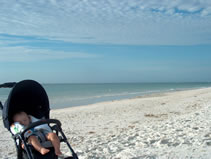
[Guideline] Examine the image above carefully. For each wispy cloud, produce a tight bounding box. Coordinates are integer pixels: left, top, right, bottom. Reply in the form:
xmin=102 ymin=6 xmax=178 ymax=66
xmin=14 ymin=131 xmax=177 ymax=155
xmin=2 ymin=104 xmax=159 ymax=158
xmin=0 ymin=0 xmax=211 ymax=45
xmin=0 ymin=45 xmax=98 ymax=62
xmin=0 ymin=33 xmax=101 ymax=62
xmin=0 ymin=34 xmax=47 ymax=46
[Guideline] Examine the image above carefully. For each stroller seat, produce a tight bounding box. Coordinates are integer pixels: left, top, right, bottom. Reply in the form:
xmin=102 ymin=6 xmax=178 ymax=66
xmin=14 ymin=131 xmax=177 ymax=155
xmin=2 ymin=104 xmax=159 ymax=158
xmin=0 ymin=80 xmax=78 ymax=159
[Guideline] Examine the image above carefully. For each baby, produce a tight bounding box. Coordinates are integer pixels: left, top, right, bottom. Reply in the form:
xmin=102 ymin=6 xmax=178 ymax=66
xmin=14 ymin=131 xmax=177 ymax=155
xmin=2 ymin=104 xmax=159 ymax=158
xmin=11 ymin=111 xmax=62 ymax=156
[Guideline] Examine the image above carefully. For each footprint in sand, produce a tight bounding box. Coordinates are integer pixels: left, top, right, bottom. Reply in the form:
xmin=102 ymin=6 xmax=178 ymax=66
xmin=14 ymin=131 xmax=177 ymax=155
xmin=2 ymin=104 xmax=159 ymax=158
xmin=204 ymin=132 xmax=211 ymax=146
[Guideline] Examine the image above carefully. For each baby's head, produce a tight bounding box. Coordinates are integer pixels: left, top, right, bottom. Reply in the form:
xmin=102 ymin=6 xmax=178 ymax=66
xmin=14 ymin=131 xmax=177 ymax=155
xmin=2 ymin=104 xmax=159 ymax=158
xmin=13 ymin=111 xmax=30 ymax=126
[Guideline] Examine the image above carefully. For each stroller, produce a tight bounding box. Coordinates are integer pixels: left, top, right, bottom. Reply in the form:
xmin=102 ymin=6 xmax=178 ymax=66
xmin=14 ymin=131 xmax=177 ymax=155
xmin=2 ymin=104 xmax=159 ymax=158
xmin=0 ymin=80 xmax=78 ymax=159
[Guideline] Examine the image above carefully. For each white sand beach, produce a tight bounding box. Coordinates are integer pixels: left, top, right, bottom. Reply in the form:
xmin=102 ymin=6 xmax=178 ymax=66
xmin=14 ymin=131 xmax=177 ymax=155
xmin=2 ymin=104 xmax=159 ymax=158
xmin=1 ymin=87 xmax=211 ymax=159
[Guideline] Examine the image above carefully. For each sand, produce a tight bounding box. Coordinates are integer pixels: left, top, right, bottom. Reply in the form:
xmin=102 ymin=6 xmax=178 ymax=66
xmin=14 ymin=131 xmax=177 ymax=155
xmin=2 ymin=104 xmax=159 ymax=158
xmin=0 ymin=87 xmax=211 ymax=159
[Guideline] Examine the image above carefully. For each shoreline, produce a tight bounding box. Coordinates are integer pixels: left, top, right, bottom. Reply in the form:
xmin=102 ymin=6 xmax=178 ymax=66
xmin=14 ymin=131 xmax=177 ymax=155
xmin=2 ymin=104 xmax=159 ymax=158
xmin=1 ymin=87 xmax=211 ymax=158
xmin=51 ymin=86 xmax=211 ymax=110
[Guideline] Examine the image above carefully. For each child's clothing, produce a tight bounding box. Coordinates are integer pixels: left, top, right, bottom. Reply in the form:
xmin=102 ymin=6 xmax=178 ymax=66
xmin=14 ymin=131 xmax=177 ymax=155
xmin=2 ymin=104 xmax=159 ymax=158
xmin=10 ymin=115 xmax=52 ymax=138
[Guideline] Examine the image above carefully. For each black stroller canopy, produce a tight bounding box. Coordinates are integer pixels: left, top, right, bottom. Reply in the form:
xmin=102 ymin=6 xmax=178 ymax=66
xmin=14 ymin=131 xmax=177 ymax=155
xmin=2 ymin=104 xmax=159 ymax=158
xmin=3 ymin=80 xmax=50 ymax=130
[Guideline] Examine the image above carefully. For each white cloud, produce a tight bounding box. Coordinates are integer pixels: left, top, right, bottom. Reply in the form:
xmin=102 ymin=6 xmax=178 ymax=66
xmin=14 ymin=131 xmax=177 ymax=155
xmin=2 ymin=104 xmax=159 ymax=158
xmin=0 ymin=46 xmax=98 ymax=62
xmin=201 ymin=7 xmax=211 ymax=16
xmin=0 ymin=0 xmax=211 ymax=45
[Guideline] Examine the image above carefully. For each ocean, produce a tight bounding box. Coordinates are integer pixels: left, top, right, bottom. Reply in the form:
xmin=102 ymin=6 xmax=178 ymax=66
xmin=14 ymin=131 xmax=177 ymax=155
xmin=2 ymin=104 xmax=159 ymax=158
xmin=1 ymin=82 xmax=211 ymax=109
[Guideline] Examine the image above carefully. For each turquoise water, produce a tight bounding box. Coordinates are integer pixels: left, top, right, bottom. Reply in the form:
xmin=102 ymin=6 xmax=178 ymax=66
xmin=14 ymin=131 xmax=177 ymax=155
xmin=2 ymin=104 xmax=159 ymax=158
xmin=1 ymin=82 xmax=211 ymax=109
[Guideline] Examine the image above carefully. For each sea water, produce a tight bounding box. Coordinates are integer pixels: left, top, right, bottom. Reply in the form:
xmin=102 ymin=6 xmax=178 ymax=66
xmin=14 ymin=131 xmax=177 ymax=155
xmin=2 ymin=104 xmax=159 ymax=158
xmin=1 ymin=82 xmax=211 ymax=109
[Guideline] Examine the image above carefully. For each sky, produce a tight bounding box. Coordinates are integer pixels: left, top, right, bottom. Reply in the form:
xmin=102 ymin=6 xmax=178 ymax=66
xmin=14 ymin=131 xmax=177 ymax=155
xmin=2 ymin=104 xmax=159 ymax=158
xmin=0 ymin=0 xmax=211 ymax=83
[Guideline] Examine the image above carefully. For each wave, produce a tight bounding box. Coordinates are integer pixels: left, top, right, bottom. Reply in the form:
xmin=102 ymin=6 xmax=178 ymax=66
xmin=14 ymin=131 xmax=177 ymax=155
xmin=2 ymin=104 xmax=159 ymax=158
xmin=48 ymin=89 xmax=174 ymax=108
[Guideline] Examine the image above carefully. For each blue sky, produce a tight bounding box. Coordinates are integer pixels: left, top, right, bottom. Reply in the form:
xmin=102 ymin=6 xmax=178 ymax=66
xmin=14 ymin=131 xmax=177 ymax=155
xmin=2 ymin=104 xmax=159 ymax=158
xmin=0 ymin=0 xmax=211 ymax=83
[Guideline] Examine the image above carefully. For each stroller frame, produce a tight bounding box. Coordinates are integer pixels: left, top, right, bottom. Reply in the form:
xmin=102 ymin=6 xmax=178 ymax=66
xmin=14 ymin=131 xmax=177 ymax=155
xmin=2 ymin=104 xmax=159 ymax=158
xmin=0 ymin=80 xmax=78 ymax=159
